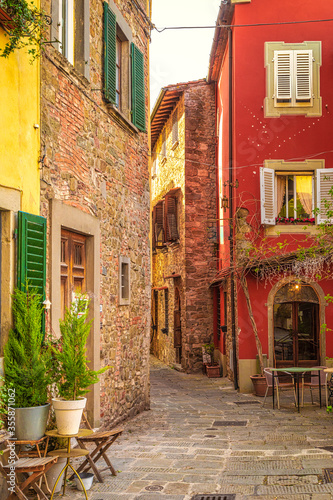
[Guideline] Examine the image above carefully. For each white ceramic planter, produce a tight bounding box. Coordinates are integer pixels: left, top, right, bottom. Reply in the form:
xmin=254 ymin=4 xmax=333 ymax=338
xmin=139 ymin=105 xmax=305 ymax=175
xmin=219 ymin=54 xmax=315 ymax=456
xmin=42 ymin=457 xmax=66 ymax=494
xmin=52 ymin=397 xmax=86 ymax=435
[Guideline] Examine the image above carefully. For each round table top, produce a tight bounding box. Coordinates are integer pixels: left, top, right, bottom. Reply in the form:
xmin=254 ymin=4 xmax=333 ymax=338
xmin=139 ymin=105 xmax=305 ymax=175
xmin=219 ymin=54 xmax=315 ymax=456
xmin=324 ymin=368 xmax=333 ymax=373
xmin=48 ymin=448 xmax=90 ymax=458
xmin=45 ymin=428 xmax=93 ymax=438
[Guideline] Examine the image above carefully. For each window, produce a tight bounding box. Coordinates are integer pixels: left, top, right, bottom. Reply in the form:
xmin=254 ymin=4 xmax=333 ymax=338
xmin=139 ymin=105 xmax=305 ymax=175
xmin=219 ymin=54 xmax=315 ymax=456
xmin=116 ymin=36 xmax=122 ymax=108
xmin=152 ymin=192 xmax=179 ymax=249
xmin=104 ymin=1 xmax=146 ymax=131
xmin=151 ymin=151 xmax=158 ymax=179
xmin=162 ymin=289 xmax=169 ymax=335
xmin=119 ymin=255 xmax=130 ymax=305
xmin=51 ymin=0 xmax=90 ymax=78
xmin=172 ymin=108 xmax=178 ymax=147
xmin=260 ymin=160 xmax=332 ymax=225
xmin=59 ymin=0 xmax=74 ymax=64
xmin=264 ymin=41 xmax=321 ymax=117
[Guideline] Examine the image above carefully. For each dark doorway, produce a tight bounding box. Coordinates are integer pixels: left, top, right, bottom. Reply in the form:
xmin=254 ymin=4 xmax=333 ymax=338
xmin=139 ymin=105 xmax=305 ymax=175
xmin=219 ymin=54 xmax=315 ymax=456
xmin=273 ymin=282 xmax=319 ymax=367
xmin=174 ymin=287 xmax=182 ymax=364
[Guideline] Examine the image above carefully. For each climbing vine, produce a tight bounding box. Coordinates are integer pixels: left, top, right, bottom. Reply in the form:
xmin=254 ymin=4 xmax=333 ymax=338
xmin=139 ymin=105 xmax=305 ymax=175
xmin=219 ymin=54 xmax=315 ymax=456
xmin=0 ymin=0 xmax=51 ymax=61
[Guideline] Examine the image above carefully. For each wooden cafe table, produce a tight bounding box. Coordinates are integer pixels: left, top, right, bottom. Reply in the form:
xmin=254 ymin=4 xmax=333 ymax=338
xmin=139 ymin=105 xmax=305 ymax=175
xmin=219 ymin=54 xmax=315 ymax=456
xmin=271 ymin=367 xmax=323 ymax=412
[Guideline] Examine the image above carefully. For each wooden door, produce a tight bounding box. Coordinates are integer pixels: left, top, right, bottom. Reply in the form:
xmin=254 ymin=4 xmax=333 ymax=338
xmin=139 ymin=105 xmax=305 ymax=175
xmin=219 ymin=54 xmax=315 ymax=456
xmin=61 ymin=229 xmax=86 ymax=319
xmin=274 ymin=301 xmax=319 ymax=367
xmin=174 ymin=288 xmax=182 ymax=363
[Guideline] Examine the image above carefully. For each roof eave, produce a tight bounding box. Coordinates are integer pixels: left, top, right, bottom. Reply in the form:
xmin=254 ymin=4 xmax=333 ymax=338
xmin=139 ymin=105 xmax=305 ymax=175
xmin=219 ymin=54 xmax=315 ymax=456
xmin=207 ymin=2 xmax=234 ymax=83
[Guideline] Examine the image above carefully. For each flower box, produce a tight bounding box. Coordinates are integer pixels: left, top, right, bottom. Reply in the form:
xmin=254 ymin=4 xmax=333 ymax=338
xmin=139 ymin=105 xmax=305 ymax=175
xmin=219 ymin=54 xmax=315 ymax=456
xmin=206 ymin=364 xmax=220 ymax=378
xmin=275 ymin=217 xmax=315 ymax=225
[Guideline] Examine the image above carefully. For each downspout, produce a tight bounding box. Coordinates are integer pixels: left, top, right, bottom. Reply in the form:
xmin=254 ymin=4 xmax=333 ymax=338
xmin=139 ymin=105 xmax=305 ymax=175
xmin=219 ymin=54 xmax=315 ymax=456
xmin=228 ymin=27 xmax=238 ymax=390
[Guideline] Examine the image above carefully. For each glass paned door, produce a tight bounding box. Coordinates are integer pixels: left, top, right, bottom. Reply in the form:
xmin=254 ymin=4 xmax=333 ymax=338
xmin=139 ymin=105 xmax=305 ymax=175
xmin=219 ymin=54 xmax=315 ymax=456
xmin=274 ymin=303 xmax=293 ymax=362
xmin=274 ymin=301 xmax=319 ymax=366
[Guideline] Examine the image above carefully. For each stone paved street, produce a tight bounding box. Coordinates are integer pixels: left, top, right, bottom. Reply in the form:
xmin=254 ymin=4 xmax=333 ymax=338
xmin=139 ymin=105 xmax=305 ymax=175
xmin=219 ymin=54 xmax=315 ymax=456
xmin=60 ymin=356 xmax=333 ymax=499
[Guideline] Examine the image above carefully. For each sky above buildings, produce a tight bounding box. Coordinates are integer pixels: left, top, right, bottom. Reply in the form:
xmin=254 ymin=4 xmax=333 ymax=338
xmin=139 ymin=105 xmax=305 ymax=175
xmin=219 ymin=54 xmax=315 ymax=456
xmin=150 ymin=0 xmax=221 ymax=109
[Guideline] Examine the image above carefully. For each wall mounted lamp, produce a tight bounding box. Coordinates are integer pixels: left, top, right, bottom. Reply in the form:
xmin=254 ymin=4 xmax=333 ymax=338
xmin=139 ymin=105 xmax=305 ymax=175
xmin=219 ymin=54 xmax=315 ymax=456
xmin=221 ymin=195 xmax=229 ymax=211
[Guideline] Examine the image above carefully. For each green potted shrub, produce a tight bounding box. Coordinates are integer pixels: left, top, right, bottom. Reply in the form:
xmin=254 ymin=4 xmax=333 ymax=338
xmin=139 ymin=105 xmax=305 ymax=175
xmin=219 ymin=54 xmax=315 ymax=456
xmin=51 ymin=295 xmax=108 ymax=435
xmin=202 ymin=342 xmax=221 ymax=378
xmin=4 ymin=287 xmax=51 ymax=440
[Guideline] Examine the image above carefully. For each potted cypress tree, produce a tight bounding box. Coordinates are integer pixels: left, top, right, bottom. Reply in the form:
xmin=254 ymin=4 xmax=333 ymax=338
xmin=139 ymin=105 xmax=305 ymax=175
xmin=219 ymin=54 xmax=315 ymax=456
xmin=51 ymin=295 xmax=108 ymax=435
xmin=4 ymin=287 xmax=51 ymax=440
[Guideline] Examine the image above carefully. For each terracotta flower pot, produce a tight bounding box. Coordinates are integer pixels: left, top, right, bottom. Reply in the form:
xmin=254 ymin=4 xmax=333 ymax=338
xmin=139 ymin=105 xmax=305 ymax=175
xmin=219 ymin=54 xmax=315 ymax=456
xmin=206 ymin=365 xmax=221 ymax=378
xmin=250 ymin=374 xmax=272 ymax=397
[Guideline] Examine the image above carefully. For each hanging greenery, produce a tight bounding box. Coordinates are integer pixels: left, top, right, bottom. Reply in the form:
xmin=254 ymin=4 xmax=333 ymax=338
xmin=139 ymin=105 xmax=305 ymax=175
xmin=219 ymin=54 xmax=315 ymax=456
xmin=0 ymin=0 xmax=51 ymax=61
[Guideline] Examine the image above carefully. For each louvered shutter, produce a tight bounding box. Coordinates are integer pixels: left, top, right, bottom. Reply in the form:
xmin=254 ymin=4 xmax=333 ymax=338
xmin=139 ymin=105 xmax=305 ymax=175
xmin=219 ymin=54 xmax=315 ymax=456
xmin=131 ymin=43 xmax=146 ymax=131
xmin=172 ymin=108 xmax=178 ymax=144
xmin=260 ymin=167 xmax=275 ymax=225
xmin=316 ymin=169 xmax=333 ymax=224
xmin=17 ymin=212 xmax=46 ymax=299
xmin=104 ymin=2 xmax=116 ymax=104
xmin=165 ymin=195 xmax=178 ymax=241
xmin=154 ymin=201 xmax=164 ymax=247
xmin=275 ymin=51 xmax=292 ymax=100
xmin=295 ymin=50 xmax=312 ymax=101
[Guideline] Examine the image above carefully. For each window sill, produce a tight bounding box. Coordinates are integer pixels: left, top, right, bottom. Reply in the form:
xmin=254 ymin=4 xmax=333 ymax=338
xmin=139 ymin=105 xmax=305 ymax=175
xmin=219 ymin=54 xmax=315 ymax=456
xmin=106 ymin=104 xmax=139 ymax=134
xmin=265 ymin=224 xmax=318 ymax=236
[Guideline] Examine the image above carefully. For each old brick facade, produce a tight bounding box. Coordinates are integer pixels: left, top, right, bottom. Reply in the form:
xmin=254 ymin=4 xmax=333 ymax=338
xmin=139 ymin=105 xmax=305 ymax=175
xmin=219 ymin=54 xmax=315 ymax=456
xmin=40 ymin=0 xmax=151 ymax=426
xmin=151 ymin=80 xmax=216 ymax=372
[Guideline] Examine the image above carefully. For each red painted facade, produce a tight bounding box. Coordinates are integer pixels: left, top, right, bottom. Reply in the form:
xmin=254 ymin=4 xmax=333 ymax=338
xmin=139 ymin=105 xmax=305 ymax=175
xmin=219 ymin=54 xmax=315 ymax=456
xmin=209 ymin=0 xmax=333 ymax=391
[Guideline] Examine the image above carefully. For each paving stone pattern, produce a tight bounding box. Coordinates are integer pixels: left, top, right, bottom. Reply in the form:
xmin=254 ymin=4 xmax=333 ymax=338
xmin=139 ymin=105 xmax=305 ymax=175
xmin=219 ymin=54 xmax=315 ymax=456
xmin=58 ymin=357 xmax=333 ymax=499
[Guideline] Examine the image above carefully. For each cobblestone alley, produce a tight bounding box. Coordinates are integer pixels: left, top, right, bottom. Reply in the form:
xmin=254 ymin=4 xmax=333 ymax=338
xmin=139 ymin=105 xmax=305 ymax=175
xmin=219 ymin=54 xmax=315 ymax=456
xmin=64 ymin=356 xmax=333 ymax=500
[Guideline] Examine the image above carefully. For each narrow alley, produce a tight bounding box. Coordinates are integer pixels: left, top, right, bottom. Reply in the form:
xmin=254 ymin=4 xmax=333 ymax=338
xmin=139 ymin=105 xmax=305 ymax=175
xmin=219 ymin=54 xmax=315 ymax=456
xmin=66 ymin=356 xmax=333 ymax=499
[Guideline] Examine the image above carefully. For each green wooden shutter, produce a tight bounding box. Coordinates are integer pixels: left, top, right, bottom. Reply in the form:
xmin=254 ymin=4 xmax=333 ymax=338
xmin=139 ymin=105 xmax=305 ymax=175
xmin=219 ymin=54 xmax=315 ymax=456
xmin=131 ymin=43 xmax=146 ymax=131
xmin=104 ymin=2 xmax=117 ymax=104
xmin=17 ymin=211 xmax=46 ymax=300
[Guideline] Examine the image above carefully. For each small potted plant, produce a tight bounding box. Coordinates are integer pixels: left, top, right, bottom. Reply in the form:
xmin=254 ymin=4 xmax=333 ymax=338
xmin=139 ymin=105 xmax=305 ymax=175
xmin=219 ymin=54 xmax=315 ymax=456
xmin=4 ymin=287 xmax=51 ymax=440
xmin=51 ymin=295 xmax=109 ymax=435
xmin=202 ymin=342 xmax=221 ymax=378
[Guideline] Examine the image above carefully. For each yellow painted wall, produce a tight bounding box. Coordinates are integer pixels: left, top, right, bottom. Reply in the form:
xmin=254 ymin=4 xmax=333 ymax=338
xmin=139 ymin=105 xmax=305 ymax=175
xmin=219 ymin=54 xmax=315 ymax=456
xmin=0 ymin=7 xmax=40 ymax=215
xmin=151 ymin=96 xmax=186 ymax=366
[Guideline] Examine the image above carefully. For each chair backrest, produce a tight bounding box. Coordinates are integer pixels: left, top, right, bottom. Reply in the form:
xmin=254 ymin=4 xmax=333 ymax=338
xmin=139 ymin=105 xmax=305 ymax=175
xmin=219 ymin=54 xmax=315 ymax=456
xmin=310 ymin=366 xmax=327 ymax=385
xmin=264 ymin=368 xmax=277 ymax=388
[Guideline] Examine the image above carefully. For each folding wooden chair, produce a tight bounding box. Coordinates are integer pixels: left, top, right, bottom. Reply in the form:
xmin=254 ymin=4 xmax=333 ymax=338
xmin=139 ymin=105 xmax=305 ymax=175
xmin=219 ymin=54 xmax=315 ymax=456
xmin=75 ymin=413 xmax=123 ymax=483
xmin=0 ymin=443 xmax=58 ymax=500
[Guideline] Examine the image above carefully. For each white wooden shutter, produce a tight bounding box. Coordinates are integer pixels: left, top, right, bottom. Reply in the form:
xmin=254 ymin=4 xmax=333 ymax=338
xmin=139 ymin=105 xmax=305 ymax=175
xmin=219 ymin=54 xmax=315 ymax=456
xmin=260 ymin=167 xmax=275 ymax=225
xmin=274 ymin=51 xmax=292 ymax=100
xmin=295 ymin=50 xmax=312 ymax=101
xmin=316 ymin=169 xmax=333 ymax=224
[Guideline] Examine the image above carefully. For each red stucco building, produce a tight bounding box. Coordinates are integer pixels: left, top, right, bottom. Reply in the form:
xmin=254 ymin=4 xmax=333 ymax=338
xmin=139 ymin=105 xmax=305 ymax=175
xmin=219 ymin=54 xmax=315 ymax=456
xmin=209 ymin=0 xmax=333 ymax=392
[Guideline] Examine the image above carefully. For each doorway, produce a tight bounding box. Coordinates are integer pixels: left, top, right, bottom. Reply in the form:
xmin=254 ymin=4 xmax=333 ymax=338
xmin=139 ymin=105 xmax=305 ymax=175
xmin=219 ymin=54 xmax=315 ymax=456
xmin=273 ymin=282 xmax=319 ymax=367
xmin=174 ymin=287 xmax=182 ymax=364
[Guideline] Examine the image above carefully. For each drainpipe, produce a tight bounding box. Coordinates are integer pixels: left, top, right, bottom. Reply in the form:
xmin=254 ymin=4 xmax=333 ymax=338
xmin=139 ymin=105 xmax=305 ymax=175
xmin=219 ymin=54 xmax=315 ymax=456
xmin=228 ymin=27 xmax=238 ymax=391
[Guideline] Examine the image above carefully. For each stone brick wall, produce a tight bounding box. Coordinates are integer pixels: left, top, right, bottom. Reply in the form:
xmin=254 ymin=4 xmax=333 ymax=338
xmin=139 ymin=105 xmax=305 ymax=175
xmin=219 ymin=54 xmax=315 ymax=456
xmin=184 ymin=81 xmax=217 ymax=372
xmin=40 ymin=0 xmax=151 ymax=427
xmin=151 ymin=81 xmax=216 ymax=372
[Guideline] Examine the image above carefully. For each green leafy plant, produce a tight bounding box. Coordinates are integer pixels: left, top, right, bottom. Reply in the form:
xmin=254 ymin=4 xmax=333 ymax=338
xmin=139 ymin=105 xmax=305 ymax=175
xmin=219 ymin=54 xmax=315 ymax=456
xmin=0 ymin=375 xmax=10 ymax=430
xmin=53 ymin=295 xmax=109 ymax=401
xmin=203 ymin=343 xmax=215 ymax=356
xmin=4 ymin=287 xmax=51 ymax=408
xmin=0 ymin=0 xmax=51 ymax=60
